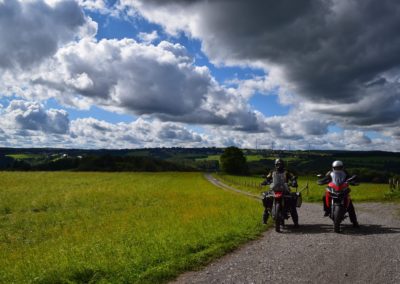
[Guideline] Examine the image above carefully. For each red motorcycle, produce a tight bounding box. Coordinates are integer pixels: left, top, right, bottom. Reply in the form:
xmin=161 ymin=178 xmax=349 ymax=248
xmin=318 ymin=172 xmax=358 ymax=233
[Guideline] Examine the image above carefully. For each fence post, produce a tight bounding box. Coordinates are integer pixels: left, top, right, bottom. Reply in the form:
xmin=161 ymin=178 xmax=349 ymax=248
xmin=397 ymin=180 xmax=399 ymax=190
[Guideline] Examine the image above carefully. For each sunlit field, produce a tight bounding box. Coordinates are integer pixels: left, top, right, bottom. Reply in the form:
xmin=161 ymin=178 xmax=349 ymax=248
xmin=195 ymin=154 xmax=264 ymax=162
xmin=0 ymin=172 xmax=265 ymax=283
xmin=214 ymin=174 xmax=398 ymax=202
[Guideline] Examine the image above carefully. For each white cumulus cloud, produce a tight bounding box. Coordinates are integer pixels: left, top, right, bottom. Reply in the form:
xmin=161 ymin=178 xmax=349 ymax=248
xmin=0 ymin=0 xmax=96 ymax=70
xmin=0 ymin=100 xmax=70 ymax=134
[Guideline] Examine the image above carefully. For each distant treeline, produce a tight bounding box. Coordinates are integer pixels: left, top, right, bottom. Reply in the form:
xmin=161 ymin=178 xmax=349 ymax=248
xmin=1 ymin=147 xmax=399 ymax=182
xmin=0 ymin=147 xmax=223 ymax=160
xmin=247 ymin=153 xmax=400 ymax=183
xmin=0 ymin=147 xmax=223 ymax=172
xmin=0 ymin=154 xmax=195 ymax=172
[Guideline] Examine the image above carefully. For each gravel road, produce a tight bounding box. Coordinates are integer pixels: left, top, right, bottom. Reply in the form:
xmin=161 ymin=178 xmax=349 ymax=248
xmin=172 ymin=175 xmax=400 ymax=284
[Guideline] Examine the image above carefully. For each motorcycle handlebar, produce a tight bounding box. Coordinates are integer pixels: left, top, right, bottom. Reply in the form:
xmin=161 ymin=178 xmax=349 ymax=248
xmin=317 ymin=177 xmax=330 ymax=185
xmin=317 ymin=175 xmax=360 ymax=186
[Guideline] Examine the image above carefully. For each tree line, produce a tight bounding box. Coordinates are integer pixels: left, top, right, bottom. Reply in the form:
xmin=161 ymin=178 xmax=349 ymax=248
xmin=0 ymin=154 xmax=194 ymax=172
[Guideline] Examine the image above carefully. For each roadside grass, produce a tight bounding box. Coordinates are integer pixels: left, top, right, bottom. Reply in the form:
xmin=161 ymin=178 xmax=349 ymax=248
xmin=298 ymin=177 xmax=396 ymax=203
xmin=213 ymin=174 xmax=399 ymax=203
xmin=212 ymin=174 xmax=264 ymax=195
xmin=0 ymin=172 xmax=266 ymax=283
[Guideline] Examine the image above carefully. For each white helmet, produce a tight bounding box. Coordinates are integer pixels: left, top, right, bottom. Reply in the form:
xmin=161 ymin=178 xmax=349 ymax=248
xmin=332 ymin=160 xmax=344 ymax=170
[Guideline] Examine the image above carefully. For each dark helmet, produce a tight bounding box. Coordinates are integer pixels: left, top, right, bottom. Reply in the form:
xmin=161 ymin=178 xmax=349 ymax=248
xmin=332 ymin=160 xmax=344 ymax=171
xmin=275 ymin=158 xmax=284 ymax=170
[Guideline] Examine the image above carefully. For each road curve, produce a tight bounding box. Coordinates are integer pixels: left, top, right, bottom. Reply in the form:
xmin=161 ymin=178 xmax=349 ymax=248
xmin=171 ymin=174 xmax=400 ymax=284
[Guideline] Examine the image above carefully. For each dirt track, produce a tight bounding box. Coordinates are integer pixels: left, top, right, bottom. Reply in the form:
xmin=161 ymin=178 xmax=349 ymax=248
xmin=172 ymin=175 xmax=400 ymax=284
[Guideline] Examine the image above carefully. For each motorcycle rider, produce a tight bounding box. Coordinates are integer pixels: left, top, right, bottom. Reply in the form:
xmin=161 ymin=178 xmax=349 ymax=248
xmin=261 ymin=158 xmax=299 ymax=227
xmin=321 ymin=160 xmax=359 ymax=228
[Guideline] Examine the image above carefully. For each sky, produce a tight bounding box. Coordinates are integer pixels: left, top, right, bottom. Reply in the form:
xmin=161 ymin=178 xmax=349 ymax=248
xmin=0 ymin=0 xmax=399 ymax=151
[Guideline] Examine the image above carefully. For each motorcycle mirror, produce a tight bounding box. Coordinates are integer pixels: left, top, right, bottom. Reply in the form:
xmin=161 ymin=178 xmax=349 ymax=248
xmin=348 ymin=175 xmax=357 ymax=181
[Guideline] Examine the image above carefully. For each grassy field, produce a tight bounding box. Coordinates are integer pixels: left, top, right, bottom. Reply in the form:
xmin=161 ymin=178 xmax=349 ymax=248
xmin=245 ymin=155 xmax=265 ymax=162
xmin=6 ymin=153 xmax=44 ymax=160
xmin=196 ymin=155 xmax=220 ymax=161
xmin=196 ymin=154 xmax=265 ymax=162
xmin=214 ymin=174 xmax=399 ymax=202
xmin=0 ymin=172 xmax=265 ymax=283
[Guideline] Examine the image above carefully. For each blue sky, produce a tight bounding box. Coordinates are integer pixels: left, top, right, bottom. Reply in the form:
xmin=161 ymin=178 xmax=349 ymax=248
xmin=0 ymin=0 xmax=399 ymax=151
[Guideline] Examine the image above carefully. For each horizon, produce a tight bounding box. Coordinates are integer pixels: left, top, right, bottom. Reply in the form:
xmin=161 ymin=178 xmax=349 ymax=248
xmin=1 ymin=146 xmax=399 ymax=154
xmin=1 ymin=1 xmax=399 ymax=151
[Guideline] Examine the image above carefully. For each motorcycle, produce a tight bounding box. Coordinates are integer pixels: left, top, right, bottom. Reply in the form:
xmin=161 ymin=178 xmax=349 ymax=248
xmin=317 ymin=172 xmax=358 ymax=233
xmin=262 ymin=178 xmax=301 ymax=232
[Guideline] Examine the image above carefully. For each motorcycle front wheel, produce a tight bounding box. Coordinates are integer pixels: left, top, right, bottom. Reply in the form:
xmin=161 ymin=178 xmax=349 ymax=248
xmin=275 ymin=203 xmax=281 ymax=232
xmin=333 ymin=205 xmax=344 ymax=233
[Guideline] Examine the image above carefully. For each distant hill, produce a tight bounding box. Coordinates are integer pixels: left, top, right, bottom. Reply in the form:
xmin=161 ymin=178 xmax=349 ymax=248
xmin=0 ymin=147 xmax=222 ymax=172
xmin=243 ymin=149 xmax=400 ymax=182
xmin=1 ymin=147 xmax=399 ymax=181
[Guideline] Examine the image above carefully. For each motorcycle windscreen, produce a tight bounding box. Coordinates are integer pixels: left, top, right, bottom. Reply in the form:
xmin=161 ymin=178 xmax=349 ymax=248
xmin=330 ymin=171 xmax=346 ymax=186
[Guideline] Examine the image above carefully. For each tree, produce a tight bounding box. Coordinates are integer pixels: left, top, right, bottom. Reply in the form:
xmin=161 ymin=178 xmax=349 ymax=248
xmin=220 ymin=146 xmax=248 ymax=175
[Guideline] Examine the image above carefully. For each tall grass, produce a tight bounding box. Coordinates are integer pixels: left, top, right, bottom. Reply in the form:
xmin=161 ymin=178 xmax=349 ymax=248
xmin=0 ymin=172 xmax=265 ymax=283
xmin=214 ymin=173 xmax=398 ymax=202
xmin=297 ymin=177 xmax=395 ymax=202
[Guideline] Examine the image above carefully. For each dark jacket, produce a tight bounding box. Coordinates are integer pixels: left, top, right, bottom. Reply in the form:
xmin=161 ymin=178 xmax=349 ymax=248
xmin=262 ymin=168 xmax=298 ymax=188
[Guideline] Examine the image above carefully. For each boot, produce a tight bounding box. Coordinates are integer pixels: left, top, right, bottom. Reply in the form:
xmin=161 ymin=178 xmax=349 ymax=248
xmin=348 ymin=201 xmax=359 ymax=227
xmin=262 ymin=210 xmax=269 ymax=224
xmin=322 ymin=195 xmax=330 ymax=217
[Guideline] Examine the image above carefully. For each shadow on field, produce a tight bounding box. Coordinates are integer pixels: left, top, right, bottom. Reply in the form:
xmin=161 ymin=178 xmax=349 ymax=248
xmin=342 ymin=224 xmax=400 ymax=236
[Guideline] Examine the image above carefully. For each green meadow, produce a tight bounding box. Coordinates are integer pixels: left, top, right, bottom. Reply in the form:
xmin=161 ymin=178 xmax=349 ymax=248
xmin=195 ymin=154 xmax=265 ymax=162
xmin=6 ymin=153 xmax=44 ymax=160
xmin=214 ymin=174 xmax=399 ymax=202
xmin=0 ymin=172 xmax=265 ymax=283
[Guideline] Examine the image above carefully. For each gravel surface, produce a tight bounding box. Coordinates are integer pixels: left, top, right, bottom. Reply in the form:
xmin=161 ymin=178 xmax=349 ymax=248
xmin=171 ymin=176 xmax=400 ymax=284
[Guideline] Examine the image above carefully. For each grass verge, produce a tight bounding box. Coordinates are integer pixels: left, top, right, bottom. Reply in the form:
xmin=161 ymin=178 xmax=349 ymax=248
xmin=0 ymin=172 xmax=266 ymax=283
xmin=213 ymin=173 xmax=400 ymax=203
